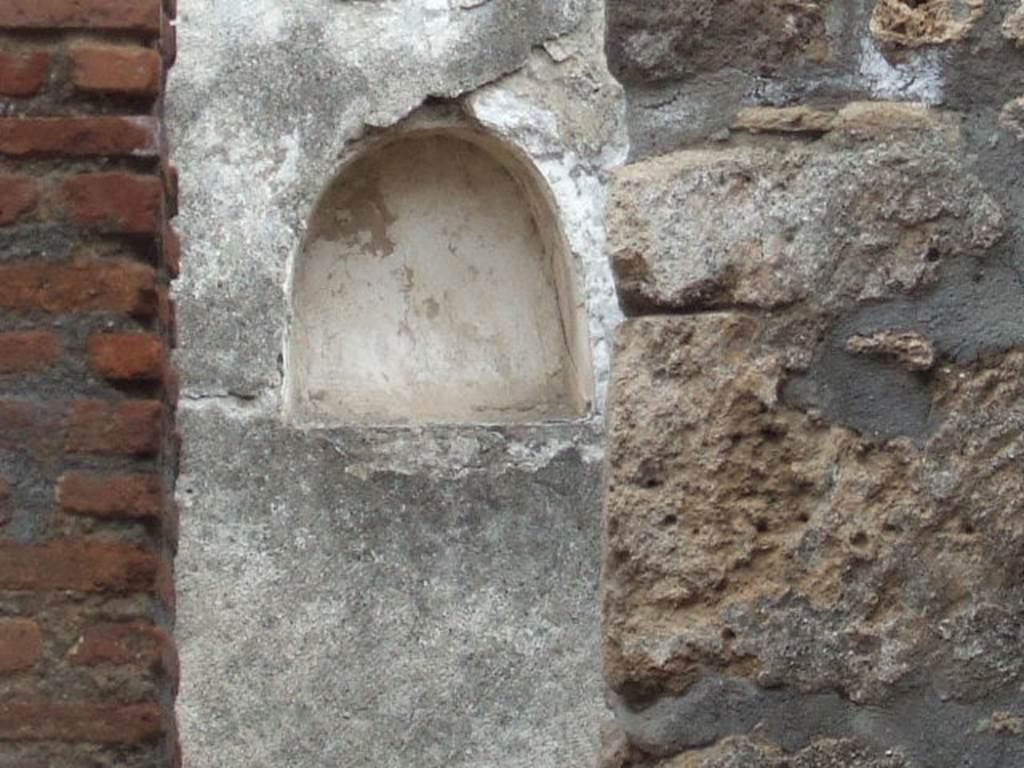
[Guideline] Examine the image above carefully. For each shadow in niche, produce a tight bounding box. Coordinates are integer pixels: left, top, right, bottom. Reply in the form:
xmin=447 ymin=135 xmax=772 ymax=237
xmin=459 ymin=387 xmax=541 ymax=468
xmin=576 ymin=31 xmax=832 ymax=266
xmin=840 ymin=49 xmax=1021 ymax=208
xmin=285 ymin=122 xmax=593 ymax=427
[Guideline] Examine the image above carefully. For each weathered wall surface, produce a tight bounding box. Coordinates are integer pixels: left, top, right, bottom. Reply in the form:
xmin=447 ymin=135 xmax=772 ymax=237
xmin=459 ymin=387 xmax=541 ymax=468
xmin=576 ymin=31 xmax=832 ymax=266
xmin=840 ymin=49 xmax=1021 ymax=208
xmin=168 ymin=0 xmax=626 ymax=766
xmin=0 ymin=1 xmax=180 ymax=767
xmin=168 ymin=0 xmax=1024 ymax=764
xmin=604 ymin=1 xmax=1024 ymax=765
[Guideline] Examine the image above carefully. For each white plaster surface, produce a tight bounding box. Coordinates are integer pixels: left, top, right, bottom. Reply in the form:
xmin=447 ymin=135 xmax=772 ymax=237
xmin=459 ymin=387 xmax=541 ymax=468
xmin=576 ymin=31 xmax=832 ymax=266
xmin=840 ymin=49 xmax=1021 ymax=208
xmin=289 ymin=132 xmax=587 ymax=425
xmin=857 ymin=36 xmax=945 ymax=103
xmin=167 ymin=0 xmax=627 ymax=766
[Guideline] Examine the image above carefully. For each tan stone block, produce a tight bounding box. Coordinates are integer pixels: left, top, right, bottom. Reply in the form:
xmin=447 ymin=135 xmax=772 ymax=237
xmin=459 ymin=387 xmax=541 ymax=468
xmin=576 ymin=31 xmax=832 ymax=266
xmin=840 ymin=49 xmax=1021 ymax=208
xmin=605 ymin=314 xmax=1024 ymax=705
xmin=1004 ymin=1 xmax=1024 ymax=45
xmin=608 ymin=104 xmax=1002 ymax=314
xmin=870 ymin=0 xmax=983 ymax=47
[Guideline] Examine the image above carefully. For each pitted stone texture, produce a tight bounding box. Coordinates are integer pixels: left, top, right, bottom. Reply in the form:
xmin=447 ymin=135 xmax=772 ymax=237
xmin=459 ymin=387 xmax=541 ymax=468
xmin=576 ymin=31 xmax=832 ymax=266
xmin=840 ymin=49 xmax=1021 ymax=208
xmin=732 ymin=103 xmax=944 ymax=136
xmin=732 ymin=106 xmax=837 ymax=134
xmin=845 ymin=330 xmax=935 ymax=371
xmin=1003 ymin=1 xmax=1024 ymax=45
xmin=605 ymin=0 xmax=830 ymax=85
xmin=607 ymin=104 xmax=1002 ymax=315
xmin=870 ymin=0 xmax=983 ymax=47
xmin=999 ymin=96 xmax=1024 ymax=140
xmin=602 ymin=671 xmax=1024 ymax=765
xmin=604 ymin=315 xmax=1024 ymax=708
xmin=980 ymin=711 xmax=1024 ymax=735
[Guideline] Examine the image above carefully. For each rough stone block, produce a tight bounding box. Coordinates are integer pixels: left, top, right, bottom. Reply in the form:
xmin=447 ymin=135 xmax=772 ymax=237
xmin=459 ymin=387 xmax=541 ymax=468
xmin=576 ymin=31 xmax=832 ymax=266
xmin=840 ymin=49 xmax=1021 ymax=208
xmin=606 ymin=0 xmax=830 ymax=84
xmin=605 ymin=313 xmax=1024 ymax=728
xmin=1004 ymin=1 xmax=1024 ymax=45
xmin=1000 ymin=95 xmax=1024 ymax=140
xmin=607 ymin=104 xmax=1002 ymax=314
xmin=870 ymin=0 xmax=983 ymax=47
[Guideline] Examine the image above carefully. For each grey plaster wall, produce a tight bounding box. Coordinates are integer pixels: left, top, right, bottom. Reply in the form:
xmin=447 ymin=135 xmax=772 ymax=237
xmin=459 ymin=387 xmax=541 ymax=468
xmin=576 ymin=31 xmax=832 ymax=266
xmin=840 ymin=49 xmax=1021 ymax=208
xmin=167 ymin=0 xmax=627 ymax=766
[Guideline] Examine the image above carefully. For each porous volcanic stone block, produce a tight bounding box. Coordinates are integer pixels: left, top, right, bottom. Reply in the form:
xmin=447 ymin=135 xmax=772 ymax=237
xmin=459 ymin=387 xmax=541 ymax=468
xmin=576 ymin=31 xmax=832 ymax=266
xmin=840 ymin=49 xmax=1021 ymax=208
xmin=604 ymin=313 xmax=1024 ymax=736
xmin=605 ymin=0 xmax=830 ymax=84
xmin=870 ymin=0 xmax=983 ymax=47
xmin=607 ymin=103 xmax=1002 ymax=315
xmin=1004 ymin=1 xmax=1024 ymax=45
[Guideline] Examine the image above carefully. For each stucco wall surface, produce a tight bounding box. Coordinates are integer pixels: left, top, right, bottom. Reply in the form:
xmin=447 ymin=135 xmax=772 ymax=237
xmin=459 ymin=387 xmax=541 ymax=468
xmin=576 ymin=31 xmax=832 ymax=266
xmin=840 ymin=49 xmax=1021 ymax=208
xmin=167 ymin=0 xmax=627 ymax=766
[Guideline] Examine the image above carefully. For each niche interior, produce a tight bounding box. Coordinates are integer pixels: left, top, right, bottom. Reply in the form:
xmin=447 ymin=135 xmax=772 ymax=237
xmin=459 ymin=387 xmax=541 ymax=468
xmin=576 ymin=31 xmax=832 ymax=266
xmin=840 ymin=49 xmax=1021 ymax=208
xmin=286 ymin=128 xmax=591 ymax=425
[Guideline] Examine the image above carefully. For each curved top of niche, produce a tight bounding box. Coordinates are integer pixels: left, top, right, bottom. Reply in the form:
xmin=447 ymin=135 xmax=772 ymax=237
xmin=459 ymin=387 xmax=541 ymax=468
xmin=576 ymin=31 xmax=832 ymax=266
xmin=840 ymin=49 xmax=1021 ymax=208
xmin=286 ymin=128 xmax=593 ymax=426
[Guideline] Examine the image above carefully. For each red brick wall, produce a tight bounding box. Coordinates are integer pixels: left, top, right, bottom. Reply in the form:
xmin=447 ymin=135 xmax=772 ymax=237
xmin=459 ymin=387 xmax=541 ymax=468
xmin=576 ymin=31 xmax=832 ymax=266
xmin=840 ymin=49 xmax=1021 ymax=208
xmin=0 ymin=1 xmax=180 ymax=766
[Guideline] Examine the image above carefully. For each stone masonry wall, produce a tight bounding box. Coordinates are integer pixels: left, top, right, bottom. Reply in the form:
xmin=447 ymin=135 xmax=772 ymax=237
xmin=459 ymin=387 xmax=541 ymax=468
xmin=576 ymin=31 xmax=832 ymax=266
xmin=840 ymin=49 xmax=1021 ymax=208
xmin=603 ymin=1 xmax=1024 ymax=766
xmin=0 ymin=2 xmax=180 ymax=767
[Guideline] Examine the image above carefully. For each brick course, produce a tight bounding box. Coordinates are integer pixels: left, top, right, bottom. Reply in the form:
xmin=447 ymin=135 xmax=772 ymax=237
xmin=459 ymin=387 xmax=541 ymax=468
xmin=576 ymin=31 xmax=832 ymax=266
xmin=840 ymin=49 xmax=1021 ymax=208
xmin=62 ymin=173 xmax=164 ymax=234
xmin=88 ymin=332 xmax=166 ymax=381
xmin=0 ymin=176 xmax=39 ymax=227
xmin=0 ymin=1 xmax=179 ymax=764
xmin=0 ymin=1 xmax=163 ymax=33
xmin=0 ymin=260 xmax=158 ymax=316
xmin=0 ymin=542 xmax=165 ymax=594
xmin=58 ymin=471 xmax=165 ymax=521
xmin=66 ymin=400 xmax=164 ymax=456
xmin=0 ymin=700 xmax=166 ymax=743
xmin=0 ymin=52 xmax=50 ymax=98
xmin=72 ymin=46 xmax=163 ymax=97
xmin=68 ymin=622 xmax=179 ymax=692
xmin=0 ymin=117 xmax=161 ymax=158
xmin=0 ymin=620 xmax=42 ymax=674
xmin=0 ymin=332 xmax=60 ymax=374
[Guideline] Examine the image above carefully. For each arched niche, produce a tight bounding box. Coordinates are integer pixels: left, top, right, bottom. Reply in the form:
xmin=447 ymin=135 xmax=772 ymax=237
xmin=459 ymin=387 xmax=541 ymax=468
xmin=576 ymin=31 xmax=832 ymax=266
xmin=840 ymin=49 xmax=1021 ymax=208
xmin=285 ymin=128 xmax=593 ymax=425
